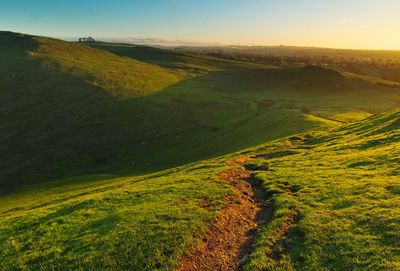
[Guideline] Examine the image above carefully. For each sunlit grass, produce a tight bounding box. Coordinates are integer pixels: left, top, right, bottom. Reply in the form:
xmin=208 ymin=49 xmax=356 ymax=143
xmin=1 ymin=108 xmax=398 ymax=270
xmin=242 ymin=110 xmax=400 ymax=270
xmin=0 ymin=162 xmax=232 ymax=270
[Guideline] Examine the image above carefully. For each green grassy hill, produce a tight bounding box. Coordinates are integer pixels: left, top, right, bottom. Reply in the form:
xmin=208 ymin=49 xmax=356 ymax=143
xmin=0 ymin=32 xmax=186 ymax=97
xmin=1 ymin=108 xmax=398 ymax=270
xmin=0 ymin=32 xmax=187 ymax=191
xmin=242 ymin=109 xmax=400 ymax=271
xmin=1 ymin=31 xmax=400 ymax=193
xmin=1 ymin=31 xmax=400 ymax=270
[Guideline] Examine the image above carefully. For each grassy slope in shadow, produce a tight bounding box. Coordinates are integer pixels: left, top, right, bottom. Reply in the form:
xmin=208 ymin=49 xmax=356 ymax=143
xmin=1 ymin=32 xmax=400 ymax=193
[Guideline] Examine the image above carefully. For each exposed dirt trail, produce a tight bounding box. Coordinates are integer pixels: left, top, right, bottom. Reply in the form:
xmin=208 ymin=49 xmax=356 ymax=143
xmin=176 ymin=165 xmax=271 ymax=271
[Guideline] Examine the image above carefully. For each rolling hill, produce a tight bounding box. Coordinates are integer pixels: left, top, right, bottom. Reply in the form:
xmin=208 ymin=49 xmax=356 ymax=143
xmin=0 ymin=31 xmax=400 ymax=271
xmin=1 ymin=31 xmax=400 ymax=193
xmin=0 ymin=108 xmax=398 ymax=270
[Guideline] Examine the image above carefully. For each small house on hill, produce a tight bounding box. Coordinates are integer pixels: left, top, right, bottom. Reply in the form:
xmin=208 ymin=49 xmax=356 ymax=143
xmin=78 ymin=37 xmax=96 ymax=43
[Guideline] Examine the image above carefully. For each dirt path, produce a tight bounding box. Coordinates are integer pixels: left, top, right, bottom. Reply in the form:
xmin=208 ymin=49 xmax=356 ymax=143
xmin=176 ymin=165 xmax=271 ymax=271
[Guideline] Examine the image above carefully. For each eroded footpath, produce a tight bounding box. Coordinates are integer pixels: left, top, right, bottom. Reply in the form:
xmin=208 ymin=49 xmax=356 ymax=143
xmin=176 ymin=156 xmax=272 ymax=271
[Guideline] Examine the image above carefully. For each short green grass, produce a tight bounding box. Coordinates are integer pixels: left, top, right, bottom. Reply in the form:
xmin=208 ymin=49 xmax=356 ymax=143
xmin=1 ymin=109 xmax=398 ymax=270
xmin=1 ymin=31 xmax=400 ymax=270
xmin=242 ymin=110 xmax=400 ymax=271
xmin=0 ymin=160 xmax=232 ymax=270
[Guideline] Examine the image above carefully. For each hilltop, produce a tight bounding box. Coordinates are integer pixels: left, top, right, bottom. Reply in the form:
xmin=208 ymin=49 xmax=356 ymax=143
xmin=0 ymin=31 xmax=186 ymax=97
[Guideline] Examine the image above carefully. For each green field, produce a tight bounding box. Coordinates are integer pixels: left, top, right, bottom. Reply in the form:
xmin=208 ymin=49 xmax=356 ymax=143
xmin=0 ymin=31 xmax=399 ymax=270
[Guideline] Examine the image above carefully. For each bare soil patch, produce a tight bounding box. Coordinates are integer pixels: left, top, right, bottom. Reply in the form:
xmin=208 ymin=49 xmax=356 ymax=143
xmin=176 ymin=164 xmax=271 ymax=271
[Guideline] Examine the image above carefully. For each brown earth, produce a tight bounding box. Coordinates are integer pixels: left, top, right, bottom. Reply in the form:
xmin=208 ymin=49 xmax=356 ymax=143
xmin=175 ymin=165 xmax=271 ymax=271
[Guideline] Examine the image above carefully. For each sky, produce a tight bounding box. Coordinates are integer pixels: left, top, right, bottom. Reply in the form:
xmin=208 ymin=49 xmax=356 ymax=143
xmin=1 ymin=0 xmax=400 ymax=50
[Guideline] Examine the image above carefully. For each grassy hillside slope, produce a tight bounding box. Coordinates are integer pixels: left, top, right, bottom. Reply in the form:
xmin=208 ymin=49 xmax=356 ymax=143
xmin=1 ymin=32 xmax=400 ymax=192
xmin=1 ymin=109 xmax=398 ymax=270
xmin=243 ymin=110 xmax=400 ymax=270
xmin=0 ymin=32 xmax=186 ymax=97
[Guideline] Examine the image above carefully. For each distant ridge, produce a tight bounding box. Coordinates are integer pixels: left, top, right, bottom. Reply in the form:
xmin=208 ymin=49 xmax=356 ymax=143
xmin=60 ymin=36 xmax=224 ymax=47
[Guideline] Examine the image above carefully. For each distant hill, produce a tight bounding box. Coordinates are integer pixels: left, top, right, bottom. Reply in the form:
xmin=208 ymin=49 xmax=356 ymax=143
xmin=177 ymin=44 xmax=400 ymax=61
xmin=178 ymin=44 xmax=400 ymax=84
xmin=95 ymin=37 xmax=224 ymax=47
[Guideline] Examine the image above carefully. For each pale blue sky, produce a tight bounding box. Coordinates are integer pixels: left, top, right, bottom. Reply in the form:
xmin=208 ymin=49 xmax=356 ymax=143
xmin=1 ymin=0 xmax=400 ymax=49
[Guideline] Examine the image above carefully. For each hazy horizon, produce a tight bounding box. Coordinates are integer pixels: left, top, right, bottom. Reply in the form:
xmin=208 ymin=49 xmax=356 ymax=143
xmin=2 ymin=0 xmax=400 ymax=50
